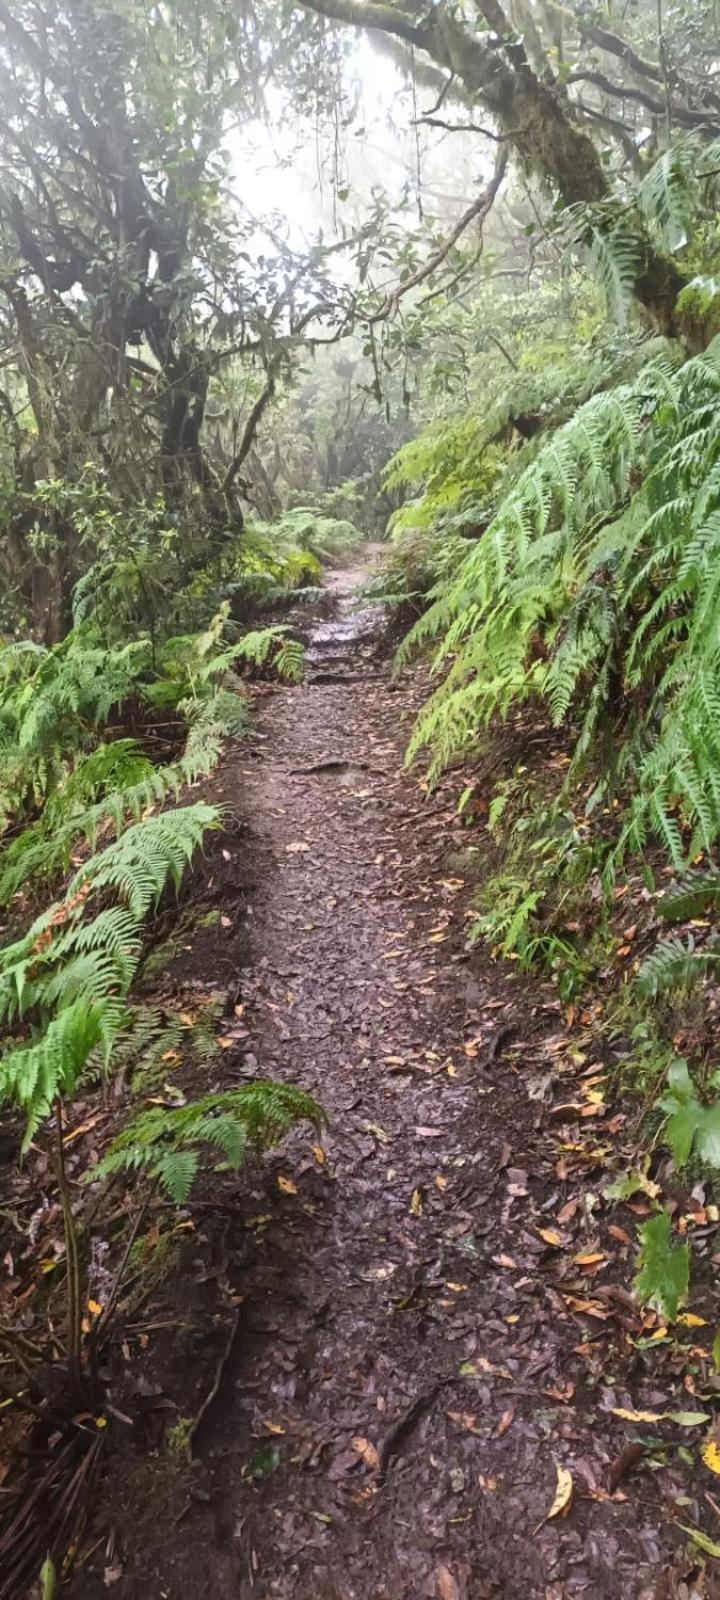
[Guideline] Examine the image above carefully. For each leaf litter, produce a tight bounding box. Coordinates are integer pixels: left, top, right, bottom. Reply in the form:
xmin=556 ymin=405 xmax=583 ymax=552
xmin=56 ymin=562 xmax=720 ymax=1600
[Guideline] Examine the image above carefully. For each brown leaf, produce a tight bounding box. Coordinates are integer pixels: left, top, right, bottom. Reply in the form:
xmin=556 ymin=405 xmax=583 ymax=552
xmin=608 ymin=1441 xmax=645 ymax=1492
xmin=352 ymin=1436 xmax=380 ymax=1472
xmin=537 ymin=1228 xmax=564 ymax=1248
xmin=435 ymin=1566 xmax=460 ymax=1600
xmin=496 ymin=1406 xmax=514 ymax=1436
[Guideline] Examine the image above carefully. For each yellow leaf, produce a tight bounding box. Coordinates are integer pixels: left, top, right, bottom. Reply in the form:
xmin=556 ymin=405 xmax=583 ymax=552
xmin=546 ymin=1465 xmax=573 ymax=1522
xmin=702 ymin=1441 xmax=720 ymax=1476
xmin=537 ymin=1228 xmax=564 ymax=1248
xmin=611 ymin=1407 xmax=665 ymax=1423
xmin=410 ymin=1187 xmax=423 ymax=1217
xmin=574 ymin=1251 xmax=607 ymax=1267
xmin=95 ymin=1416 xmax=108 ymax=1429
xmin=87 ymin=1299 xmax=103 ymax=1317
xmin=352 ymin=1437 xmax=380 ymax=1472
xmin=311 ymin=1145 xmax=326 ymax=1166
xmin=678 ymin=1313 xmax=708 ymax=1327
xmin=277 ymin=1176 xmax=297 ymax=1195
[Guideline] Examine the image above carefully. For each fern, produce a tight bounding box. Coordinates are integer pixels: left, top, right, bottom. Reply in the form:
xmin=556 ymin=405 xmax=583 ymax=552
xmin=637 ymin=937 xmax=720 ymax=997
xmin=0 ymin=803 xmax=220 ymax=1141
xmin=232 ymin=625 xmax=305 ymax=681
xmin=1 ymin=1001 xmax=108 ymax=1150
xmin=90 ymin=1083 xmax=325 ymax=1203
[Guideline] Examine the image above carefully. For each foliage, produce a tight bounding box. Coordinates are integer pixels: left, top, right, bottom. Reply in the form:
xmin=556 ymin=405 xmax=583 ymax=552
xmin=400 ymin=338 xmax=720 ymax=877
xmin=636 ymin=1210 xmax=690 ymax=1321
xmin=91 ymin=1082 xmax=325 ymax=1202
xmin=0 ymin=601 xmax=306 ymax=905
xmin=0 ymin=803 xmax=220 ymax=1144
xmin=659 ymin=1059 xmax=720 ymax=1170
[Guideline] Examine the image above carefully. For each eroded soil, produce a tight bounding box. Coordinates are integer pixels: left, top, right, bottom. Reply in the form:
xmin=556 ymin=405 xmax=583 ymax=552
xmin=76 ymin=556 xmax=720 ymax=1600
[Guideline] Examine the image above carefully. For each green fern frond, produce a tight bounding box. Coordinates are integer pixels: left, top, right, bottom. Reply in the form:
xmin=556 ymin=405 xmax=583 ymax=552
xmin=91 ymin=1082 xmax=324 ymax=1203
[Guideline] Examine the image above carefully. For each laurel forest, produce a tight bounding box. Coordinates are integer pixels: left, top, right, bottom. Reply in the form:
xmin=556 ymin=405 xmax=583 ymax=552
xmin=3 ymin=0 xmax=720 ymax=1591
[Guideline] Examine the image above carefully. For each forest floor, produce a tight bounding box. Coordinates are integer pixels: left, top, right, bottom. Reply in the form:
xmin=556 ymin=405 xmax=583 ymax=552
xmin=74 ymin=550 xmax=720 ymax=1600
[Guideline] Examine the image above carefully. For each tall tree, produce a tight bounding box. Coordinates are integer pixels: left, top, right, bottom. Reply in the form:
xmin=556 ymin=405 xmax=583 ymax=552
xmin=293 ymin=0 xmax=708 ymax=326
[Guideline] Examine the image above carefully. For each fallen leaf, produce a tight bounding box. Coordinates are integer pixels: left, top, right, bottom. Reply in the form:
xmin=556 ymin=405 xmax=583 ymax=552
xmin=678 ymin=1312 xmax=708 ymax=1327
xmin=544 ymin=1381 xmax=575 ymax=1403
xmin=311 ymin=1144 xmax=326 ymax=1166
xmin=277 ymin=1176 xmax=297 ymax=1195
xmin=410 ymin=1187 xmax=423 ymax=1217
xmin=544 ymin=1465 xmax=573 ymax=1525
xmin=492 ymin=1254 xmax=518 ymax=1270
xmin=285 ymin=841 xmax=310 ymax=853
xmin=702 ymin=1440 xmax=720 ymax=1475
xmin=63 ymin=1113 xmax=103 ymax=1145
xmin=677 ymin=1524 xmax=720 ymax=1558
xmin=611 ymin=1407 xmax=665 ymax=1423
xmin=608 ymin=1441 xmax=645 ymax=1492
xmin=537 ymin=1228 xmax=564 ymax=1248
xmin=496 ymin=1406 xmax=514 ymax=1436
xmin=435 ymin=1565 xmax=460 ymax=1600
xmin=448 ymin=1410 xmax=480 ymax=1435
xmin=352 ymin=1437 xmax=380 ymax=1471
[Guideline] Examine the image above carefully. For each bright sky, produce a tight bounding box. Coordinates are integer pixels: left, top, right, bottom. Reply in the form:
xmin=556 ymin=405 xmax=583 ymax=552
xmin=228 ymin=36 xmax=485 ymax=251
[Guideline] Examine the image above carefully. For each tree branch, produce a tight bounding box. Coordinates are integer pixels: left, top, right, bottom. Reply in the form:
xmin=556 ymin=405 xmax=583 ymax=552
xmin=567 ymin=68 xmax=720 ymax=134
xmin=368 ymin=147 xmax=507 ymax=323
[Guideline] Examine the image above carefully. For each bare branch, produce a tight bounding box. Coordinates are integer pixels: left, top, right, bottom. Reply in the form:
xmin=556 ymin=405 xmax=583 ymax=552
xmin=367 ymin=147 xmax=508 ymax=323
xmin=567 ymin=68 xmax=720 ymax=134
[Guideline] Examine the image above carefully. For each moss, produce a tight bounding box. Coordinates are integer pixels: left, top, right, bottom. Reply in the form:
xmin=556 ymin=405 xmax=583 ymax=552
xmin=166 ymin=1416 xmax=194 ymax=1460
xmin=676 ymin=276 xmax=720 ymax=351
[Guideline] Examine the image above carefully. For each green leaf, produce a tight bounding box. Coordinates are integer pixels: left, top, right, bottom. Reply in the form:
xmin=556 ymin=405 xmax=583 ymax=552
xmin=665 ymin=1101 xmax=702 ymax=1167
xmin=697 ymin=1104 xmax=720 ymax=1166
xmin=712 ymin=1329 xmax=720 ymax=1373
xmin=604 ymin=1171 xmax=649 ymax=1200
xmin=636 ymin=1210 xmax=690 ymax=1321
xmin=667 ymin=1058 xmax=695 ymax=1102
xmin=667 ymin=1411 xmax=710 ymax=1426
xmin=40 ymin=1560 xmax=56 ymax=1600
xmin=677 ymin=1525 xmax=720 ymax=1558
xmin=244 ymin=1442 xmax=280 ymax=1481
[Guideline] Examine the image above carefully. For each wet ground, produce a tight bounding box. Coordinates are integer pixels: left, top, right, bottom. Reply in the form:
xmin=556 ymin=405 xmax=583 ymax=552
xmin=76 ymin=552 xmax=720 ymax=1600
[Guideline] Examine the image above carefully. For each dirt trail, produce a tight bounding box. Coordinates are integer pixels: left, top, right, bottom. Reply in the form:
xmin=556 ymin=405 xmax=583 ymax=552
xmin=91 ymin=552 xmax=691 ymax=1600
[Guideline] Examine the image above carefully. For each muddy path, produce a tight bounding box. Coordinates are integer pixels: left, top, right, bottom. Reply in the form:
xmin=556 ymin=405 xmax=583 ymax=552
xmin=83 ymin=552 xmax=707 ymax=1600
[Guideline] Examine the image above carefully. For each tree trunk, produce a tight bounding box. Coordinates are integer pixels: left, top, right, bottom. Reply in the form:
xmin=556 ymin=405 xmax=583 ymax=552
xmin=298 ymin=0 xmax=687 ymax=326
